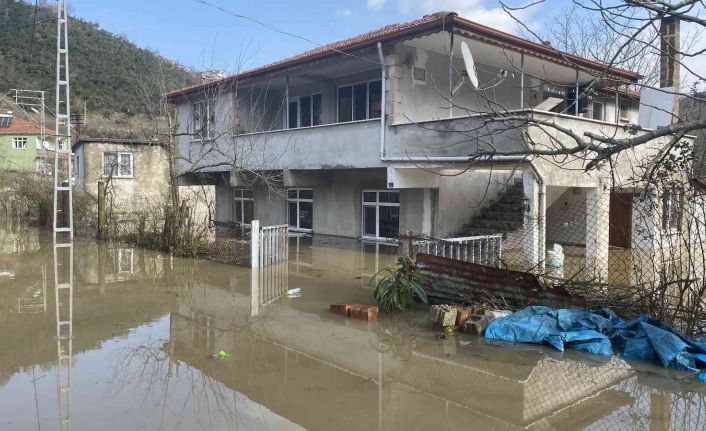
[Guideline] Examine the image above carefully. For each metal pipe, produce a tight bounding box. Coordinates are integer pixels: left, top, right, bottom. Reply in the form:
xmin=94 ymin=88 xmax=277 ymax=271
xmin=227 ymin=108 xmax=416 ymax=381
xmin=520 ymin=53 xmax=525 ymax=109
xmin=448 ymin=24 xmax=454 ymax=117
xmin=377 ymin=42 xmax=387 ymax=158
xmin=574 ymin=69 xmax=579 ymax=117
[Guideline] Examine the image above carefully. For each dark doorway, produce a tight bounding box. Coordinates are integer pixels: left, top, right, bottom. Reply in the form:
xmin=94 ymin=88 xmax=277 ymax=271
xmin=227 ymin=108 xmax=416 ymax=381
xmin=609 ymin=192 xmax=633 ymax=248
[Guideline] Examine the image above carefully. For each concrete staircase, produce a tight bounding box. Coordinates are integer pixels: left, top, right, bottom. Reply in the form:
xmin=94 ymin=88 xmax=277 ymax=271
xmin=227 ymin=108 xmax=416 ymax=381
xmin=455 ymin=179 xmax=526 ymax=237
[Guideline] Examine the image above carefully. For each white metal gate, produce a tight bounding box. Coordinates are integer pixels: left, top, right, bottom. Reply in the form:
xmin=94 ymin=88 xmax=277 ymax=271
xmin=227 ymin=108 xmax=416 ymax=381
xmin=250 ymin=220 xmax=289 ymax=268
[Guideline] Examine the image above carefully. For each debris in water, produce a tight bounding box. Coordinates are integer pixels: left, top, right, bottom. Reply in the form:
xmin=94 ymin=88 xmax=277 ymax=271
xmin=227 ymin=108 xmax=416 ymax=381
xmin=329 ymin=304 xmax=378 ymax=320
xmin=430 ymin=305 xmax=457 ymax=327
xmin=287 ymin=288 xmax=302 ymax=298
xmin=209 ymin=350 xmax=230 ymax=359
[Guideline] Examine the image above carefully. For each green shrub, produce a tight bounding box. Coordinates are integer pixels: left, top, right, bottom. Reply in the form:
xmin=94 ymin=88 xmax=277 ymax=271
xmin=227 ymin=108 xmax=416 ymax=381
xmin=373 ymin=256 xmax=428 ymax=312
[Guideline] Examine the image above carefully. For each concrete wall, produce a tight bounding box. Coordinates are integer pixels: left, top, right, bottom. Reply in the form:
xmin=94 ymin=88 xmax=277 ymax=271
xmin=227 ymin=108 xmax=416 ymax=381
xmin=546 ymin=187 xmax=588 ymax=245
xmin=435 ymin=169 xmax=518 ymax=237
xmin=213 ymin=168 xmax=426 ymax=239
xmin=79 ymin=142 xmax=170 ymax=210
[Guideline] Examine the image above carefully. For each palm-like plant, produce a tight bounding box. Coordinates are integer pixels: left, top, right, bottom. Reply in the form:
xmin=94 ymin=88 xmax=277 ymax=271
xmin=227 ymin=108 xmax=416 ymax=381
xmin=373 ymin=256 xmax=428 ymax=312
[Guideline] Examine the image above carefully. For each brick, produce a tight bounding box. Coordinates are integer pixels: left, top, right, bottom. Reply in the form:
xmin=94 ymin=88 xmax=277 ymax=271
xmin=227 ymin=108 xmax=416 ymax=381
xmin=349 ymin=304 xmax=378 ymax=321
xmin=430 ymin=305 xmax=457 ymax=327
xmin=330 ymin=304 xmax=351 ymax=316
xmin=453 ymin=306 xmax=472 ymax=326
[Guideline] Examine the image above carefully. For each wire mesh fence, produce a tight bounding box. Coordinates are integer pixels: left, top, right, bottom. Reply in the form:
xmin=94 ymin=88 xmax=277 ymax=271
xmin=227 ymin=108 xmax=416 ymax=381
xmin=407 ymin=179 xmax=706 ymax=335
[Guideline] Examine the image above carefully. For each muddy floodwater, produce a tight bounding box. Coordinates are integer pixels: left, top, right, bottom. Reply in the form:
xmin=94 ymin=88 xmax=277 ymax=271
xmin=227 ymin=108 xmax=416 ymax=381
xmin=0 ymin=227 xmax=705 ymax=430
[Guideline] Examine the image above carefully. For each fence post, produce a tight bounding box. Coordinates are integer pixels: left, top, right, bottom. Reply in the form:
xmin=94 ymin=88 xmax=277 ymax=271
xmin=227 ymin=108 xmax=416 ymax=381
xmin=97 ymin=181 xmax=106 ymax=239
xmin=251 ymin=220 xmax=260 ymax=269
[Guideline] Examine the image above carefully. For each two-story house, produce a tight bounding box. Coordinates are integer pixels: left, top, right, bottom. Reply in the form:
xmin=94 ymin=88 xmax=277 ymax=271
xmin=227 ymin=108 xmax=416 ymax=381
xmin=166 ymin=11 xmax=690 ymax=283
xmin=0 ymin=113 xmax=53 ymax=174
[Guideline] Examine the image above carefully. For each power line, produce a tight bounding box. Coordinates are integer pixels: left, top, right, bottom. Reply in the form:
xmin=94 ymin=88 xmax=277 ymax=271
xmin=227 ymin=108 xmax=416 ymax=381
xmin=27 ymin=0 xmax=39 ymax=71
xmin=190 ymin=0 xmax=381 ymax=67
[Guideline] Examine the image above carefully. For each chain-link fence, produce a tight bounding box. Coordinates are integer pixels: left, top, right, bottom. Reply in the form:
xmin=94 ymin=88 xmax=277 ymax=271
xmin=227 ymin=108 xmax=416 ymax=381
xmin=409 ymin=178 xmax=706 ymax=335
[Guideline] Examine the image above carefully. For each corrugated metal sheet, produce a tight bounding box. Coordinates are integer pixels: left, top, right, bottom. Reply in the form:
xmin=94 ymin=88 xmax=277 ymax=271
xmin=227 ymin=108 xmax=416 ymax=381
xmin=416 ymin=253 xmax=585 ymax=308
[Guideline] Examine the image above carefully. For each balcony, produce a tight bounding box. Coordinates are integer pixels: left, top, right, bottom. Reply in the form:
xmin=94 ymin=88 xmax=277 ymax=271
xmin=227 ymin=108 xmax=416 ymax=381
xmin=177 ymin=109 xmax=664 ymax=182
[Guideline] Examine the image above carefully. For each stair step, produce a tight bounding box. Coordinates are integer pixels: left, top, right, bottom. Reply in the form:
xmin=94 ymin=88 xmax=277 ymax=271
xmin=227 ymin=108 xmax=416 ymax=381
xmin=480 ymin=209 xmax=524 ymax=221
xmin=464 ymin=219 xmax=522 ymax=231
xmin=489 ymin=202 xmax=523 ymax=213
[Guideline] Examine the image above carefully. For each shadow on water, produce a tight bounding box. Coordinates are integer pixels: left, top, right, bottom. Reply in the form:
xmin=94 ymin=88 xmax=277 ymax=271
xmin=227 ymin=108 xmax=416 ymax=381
xmin=0 ymin=227 xmax=704 ymax=430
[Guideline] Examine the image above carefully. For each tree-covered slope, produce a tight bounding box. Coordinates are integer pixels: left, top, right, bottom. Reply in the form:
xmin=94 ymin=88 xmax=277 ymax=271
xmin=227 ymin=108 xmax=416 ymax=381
xmin=0 ymin=0 xmax=198 ymax=116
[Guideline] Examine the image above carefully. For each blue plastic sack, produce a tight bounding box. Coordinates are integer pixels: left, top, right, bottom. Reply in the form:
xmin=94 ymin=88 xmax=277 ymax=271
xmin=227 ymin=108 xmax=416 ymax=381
xmin=485 ymin=306 xmax=706 ymax=378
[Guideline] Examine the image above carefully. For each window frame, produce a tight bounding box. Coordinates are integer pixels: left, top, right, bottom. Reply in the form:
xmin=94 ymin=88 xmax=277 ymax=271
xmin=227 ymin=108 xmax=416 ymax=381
xmin=287 ymin=188 xmax=313 ymax=232
xmin=191 ymin=100 xmax=216 ymax=140
xmin=287 ymin=93 xmax=322 ymax=129
xmin=12 ymin=137 xmax=28 ymax=150
xmin=336 ymin=79 xmax=382 ymax=123
xmin=361 ymin=189 xmax=400 ymax=241
xmin=591 ymin=101 xmax=605 ymax=121
xmin=662 ymin=187 xmax=683 ymax=232
xmin=232 ymin=188 xmax=254 ymax=226
xmin=102 ymin=151 xmax=134 ymax=178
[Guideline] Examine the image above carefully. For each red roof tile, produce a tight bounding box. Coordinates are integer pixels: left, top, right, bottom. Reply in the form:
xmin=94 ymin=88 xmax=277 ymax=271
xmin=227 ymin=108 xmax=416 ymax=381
xmin=0 ymin=118 xmax=53 ymax=136
xmin=165 ymin=11 xmax=641 ymax=101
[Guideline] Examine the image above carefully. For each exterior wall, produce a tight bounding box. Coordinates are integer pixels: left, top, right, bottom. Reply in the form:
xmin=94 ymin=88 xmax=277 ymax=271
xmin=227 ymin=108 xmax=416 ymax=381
xmin=0 ymin=135 xmax=38 ymax=171
xmin=79 ymin=142 xmax=170 ymax=210
xmin=212 ymin=169 xmax=427 ymax=239
xmin=546 ymin=187 xmax=588 ymax=245
xmin=434 ymin=169 xmax=517 ymax=237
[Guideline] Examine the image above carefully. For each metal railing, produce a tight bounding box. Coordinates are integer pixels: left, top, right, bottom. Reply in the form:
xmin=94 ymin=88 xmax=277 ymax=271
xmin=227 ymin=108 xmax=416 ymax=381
xmin=414 ymin=234 xmax=503 ymax=267
xmin=251 ymin=220 xmax=289 ymax=268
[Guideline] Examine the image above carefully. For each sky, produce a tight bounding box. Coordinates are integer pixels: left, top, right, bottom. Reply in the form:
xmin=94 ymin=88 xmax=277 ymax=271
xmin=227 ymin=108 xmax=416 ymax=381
xmin=68 ymin=0 xmax=703 ymax=88
xmin=68 ymin=0 xmax=542 ymax=72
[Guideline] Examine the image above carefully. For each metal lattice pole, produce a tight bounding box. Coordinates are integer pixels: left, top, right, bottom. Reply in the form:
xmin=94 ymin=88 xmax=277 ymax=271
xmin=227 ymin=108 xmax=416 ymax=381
xmin=53 ymin=0 xmax=73 ymax=237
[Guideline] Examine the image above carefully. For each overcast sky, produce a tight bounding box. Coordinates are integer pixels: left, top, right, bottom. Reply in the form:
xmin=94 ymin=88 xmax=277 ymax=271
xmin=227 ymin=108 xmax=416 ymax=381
xmin=68 ymin=0 xmax=703 ymax=89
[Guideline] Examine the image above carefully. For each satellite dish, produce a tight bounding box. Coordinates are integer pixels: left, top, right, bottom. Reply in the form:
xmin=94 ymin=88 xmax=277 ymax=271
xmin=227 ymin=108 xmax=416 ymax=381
xmin=461 ymin=41 xmax=479 ymax=89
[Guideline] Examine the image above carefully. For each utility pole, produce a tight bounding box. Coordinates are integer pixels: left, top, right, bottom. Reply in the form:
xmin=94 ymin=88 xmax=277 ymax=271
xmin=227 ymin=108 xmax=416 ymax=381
xmin=54 ymin=0 xmax=73 ymax=237
xmin=53 ymin=3 xmax=74 ymax=431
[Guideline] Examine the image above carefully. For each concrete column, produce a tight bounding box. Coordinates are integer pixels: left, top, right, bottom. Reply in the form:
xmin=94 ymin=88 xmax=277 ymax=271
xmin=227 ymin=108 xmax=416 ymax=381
xmin=422 ymin=188 xmax=432 ymax=236
xmin=522 ymin=169 xmax=539 ymax=269
xmin=586 ymin=183 xmax=610 ymax=283
xmin=385 ymin=46 xmax=404 ymax=125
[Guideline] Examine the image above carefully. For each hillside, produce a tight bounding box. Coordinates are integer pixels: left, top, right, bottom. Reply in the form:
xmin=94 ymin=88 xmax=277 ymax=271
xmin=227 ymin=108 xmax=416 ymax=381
xmin=0 ymin=0 xmax=198 ymax=121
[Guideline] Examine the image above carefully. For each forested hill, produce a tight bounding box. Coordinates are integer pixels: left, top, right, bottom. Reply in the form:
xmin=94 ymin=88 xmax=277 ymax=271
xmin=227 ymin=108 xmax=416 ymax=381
xmin=0 ymin=0 xmax=198 ymax=116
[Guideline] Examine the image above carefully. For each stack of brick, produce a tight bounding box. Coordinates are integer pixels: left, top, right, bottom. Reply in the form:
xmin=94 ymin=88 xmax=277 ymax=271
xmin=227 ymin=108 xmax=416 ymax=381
xmin=330 ymin=304 xmax=378 ymax=321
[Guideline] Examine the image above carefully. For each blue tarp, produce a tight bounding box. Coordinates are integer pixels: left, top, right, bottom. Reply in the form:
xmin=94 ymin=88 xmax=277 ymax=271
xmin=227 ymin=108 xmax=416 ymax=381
xmin=484 ymin=306 xmax=706 ymax=380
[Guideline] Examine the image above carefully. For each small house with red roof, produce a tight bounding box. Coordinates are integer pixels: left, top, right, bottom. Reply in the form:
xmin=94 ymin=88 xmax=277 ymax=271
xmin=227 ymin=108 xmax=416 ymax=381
xmin=0 ymin=112 xmax=53 ymax=174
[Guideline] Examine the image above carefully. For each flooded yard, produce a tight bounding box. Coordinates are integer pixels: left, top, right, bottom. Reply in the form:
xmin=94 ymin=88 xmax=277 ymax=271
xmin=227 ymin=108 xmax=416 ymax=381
xmin=0 ymin=226 xmax=705 ymax=430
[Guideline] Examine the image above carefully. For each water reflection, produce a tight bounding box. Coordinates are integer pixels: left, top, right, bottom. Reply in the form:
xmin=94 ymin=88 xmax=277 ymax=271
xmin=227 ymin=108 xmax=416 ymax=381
xmin=0 ymin=229 xmax=704 ymax=430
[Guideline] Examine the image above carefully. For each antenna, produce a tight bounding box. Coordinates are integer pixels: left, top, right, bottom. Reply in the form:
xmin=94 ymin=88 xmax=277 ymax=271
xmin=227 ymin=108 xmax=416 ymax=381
xmin=461 ymin=41 xmax=479 ymax=89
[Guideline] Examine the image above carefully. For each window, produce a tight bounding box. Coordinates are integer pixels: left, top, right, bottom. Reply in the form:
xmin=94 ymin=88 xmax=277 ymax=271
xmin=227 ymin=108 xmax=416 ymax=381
xmin=337 ymin=80 xmax=382 ymax=122
xmin=103 ymin=152 xmax=133 ymax=178
xmin=619 ymin=102 xmax=630 ymax=123
xmin=288 ymin=189 xmax=313 ymax=231
xmin=233 ymin=188 xmax=254 ymax=226
xmin=662 ymin=188 xmax=683 ymax=231
xmin=12 ymin=137 xmax=27 ymax=149
xmin=591 ymin=102 xmax=605 ymax=121
xmin=362 ymin=190 xmax=400 ymax=240
xmin=288 ymin=93 xmax=322 ymax=129
xmin=288 ymin=100 xmax=299 ymax=129
xmin=192 ymin=100 xmax=216 ymax=139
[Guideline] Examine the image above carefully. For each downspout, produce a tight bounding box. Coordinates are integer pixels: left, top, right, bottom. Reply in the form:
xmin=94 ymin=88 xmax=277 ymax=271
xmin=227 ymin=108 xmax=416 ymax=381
xmin=448 ymin=22 xmax=454 ymax=118
xmin=380 ymin=154 xmax=546 ymax=270
xmin=377 ymin=42 xmax=387 ymax=158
